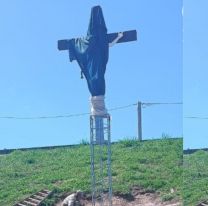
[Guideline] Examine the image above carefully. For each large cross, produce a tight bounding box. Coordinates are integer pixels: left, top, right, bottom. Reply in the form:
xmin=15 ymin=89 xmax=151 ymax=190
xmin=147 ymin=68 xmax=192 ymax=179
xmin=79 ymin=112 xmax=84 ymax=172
xmin=57 ymin=5 xmax=137 ymax=142
xmin=57 ymin=6 xmax=137 ymax=91
xmin=57 ymin=7 xmax=137 ymax=204
xmin=58 ymin=30 xmax=137 ymax=51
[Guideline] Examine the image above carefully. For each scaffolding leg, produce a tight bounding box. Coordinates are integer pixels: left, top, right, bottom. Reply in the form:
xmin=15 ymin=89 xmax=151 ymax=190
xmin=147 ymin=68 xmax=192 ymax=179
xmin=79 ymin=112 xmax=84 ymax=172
xmin=95 ymin=117 xmax=104 ymax=144
xmin=90 ymin=115 xmax=112 ymax=206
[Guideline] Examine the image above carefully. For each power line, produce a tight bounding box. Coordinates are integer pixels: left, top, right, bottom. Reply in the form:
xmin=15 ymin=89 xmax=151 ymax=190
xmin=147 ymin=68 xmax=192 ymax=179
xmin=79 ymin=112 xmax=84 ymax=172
xmin=0 ymin=104 xmax=137 ymax=120
xmin=0 ymin=101 xmax=182 ymax=120
xmin=142 ymin=102 xmax=182 ymax=105
xmin=185 ymin=116 xmax=208 ymax=120
xmin=109 ymin=103 xmax=137 ymax=111
xmin=142 ymin=102 xmax=183 ymax=108
xmin=0 ymin=112 xmax=90 ymax=120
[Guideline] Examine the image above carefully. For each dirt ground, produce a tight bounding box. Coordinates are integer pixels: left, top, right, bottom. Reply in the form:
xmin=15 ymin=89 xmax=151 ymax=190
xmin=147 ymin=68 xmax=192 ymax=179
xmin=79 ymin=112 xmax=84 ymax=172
xmin=56 ymin=187 xmax=182 ymax=206
xmin=82 ymin=193 xmax=181 ymax=206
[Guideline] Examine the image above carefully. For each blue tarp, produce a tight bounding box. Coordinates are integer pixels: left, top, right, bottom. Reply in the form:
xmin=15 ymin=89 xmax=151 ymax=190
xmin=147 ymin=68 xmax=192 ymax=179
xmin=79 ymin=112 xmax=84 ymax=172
xmin=68 ymin=6 xmax=109 ymax=96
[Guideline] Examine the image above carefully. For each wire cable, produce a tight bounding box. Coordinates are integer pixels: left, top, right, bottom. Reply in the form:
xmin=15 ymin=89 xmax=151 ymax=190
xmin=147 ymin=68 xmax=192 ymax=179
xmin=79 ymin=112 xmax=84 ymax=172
xmin=185 ymin=116 xmax=208 ymax=120
xmin=0 ymin=101 xmax=182 ymax=120
xmin=0 ymin=104 xmax=137 ymax=120
xmin=142 ymin=102 xmax=182 ymax=108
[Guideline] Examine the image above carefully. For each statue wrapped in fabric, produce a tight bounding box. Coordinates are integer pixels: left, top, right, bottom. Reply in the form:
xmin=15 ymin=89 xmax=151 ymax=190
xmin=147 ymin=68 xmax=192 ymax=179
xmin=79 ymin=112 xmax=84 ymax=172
xmin=67 ymin=6 xmax=124 ymax=143
xmin=58 ymin=5 xmax=137 ymax=143
xmin=67 ymin=6 xmax=123 ymax=117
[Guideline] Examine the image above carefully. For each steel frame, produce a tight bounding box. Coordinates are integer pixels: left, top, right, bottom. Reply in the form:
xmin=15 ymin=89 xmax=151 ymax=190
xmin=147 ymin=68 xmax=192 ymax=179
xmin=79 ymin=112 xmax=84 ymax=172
xmin=90 ymin=115 xmax=112 ymax=206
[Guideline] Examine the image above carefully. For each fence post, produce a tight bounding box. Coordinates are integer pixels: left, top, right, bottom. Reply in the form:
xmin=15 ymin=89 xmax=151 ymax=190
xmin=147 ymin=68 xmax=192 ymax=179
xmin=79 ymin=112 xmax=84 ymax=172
xmin=137 ymin=101 xmax=142 ymax=141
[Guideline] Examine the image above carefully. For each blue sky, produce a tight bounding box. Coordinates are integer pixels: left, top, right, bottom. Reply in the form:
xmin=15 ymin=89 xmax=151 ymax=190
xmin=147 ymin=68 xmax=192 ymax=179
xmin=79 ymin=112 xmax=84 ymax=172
xmin=0 ymin=0 xmax=182 ymax=149
xmin=183 ymin=0 xmax=208 ymax=149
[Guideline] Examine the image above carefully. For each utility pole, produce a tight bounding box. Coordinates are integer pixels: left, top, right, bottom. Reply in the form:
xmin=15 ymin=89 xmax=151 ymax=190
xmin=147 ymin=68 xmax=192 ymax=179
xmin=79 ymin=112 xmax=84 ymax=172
xmin=137 ymin=101 xmax=142 ymax=141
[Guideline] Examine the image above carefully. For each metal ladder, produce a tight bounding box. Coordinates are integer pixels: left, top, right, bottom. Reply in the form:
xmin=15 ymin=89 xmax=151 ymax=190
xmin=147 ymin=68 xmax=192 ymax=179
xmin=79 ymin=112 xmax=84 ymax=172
xmin=90 ymin=115 xmax=112 ymax=206
xmin=14 ymin=189 xmax=51 ymax=206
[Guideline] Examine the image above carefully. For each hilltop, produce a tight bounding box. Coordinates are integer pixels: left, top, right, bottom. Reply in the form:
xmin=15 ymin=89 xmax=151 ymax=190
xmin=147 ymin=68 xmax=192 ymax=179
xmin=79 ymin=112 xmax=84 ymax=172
xmin=0 ymin=138 xmax=183 ymax=205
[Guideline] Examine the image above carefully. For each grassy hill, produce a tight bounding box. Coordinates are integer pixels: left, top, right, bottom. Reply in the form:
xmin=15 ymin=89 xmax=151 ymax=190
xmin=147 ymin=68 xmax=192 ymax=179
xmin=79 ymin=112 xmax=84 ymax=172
xmin=0 ymin=138 xmax=182 ymax=205
xmin=183 ymin=150 xmax=208 ymax=206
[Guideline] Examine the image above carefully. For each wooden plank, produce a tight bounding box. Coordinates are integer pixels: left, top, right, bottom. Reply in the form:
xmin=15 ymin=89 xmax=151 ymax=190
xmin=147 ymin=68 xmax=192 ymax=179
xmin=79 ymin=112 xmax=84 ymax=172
xmin=28 ymin=198 xmax=41 ymax=203
xmin=23 ymin=200 xmax=37 ymax=206
xmin=37 ymin=192 xmax=48 ymax=196
xmin=58 ymin=30 xmax=137 ymax=50
xmin=42 ymin=189 xmax=51 ymax=193
xmin=32 ymin=194 xmax=45 ymax=200
xmin=199 ymin=203 xmax=208 ymax=206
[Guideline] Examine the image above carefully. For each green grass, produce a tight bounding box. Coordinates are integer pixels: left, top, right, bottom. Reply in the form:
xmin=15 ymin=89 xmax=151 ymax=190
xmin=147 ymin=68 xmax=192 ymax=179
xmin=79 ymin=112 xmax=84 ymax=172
xmin=0 ymin=138 xmax=183 ymax=205
xmin=183 ymin=150 xmax=208 ymax=206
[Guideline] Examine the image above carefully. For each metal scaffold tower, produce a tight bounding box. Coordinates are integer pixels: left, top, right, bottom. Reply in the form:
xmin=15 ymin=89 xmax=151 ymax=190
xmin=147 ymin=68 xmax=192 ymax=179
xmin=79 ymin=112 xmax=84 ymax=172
xmin=90 ymin=115 xmax=112 ymax=206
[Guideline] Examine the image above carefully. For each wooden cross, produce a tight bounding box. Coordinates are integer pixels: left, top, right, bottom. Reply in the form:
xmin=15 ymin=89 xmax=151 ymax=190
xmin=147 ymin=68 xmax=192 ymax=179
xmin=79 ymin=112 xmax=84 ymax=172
xmin=58 ymin=30 xmax=137 ymax=51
